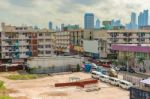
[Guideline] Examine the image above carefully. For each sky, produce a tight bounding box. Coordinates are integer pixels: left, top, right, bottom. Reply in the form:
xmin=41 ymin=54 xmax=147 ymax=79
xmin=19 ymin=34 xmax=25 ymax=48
xmin=0 ymin=0 xmax=150 ymax=29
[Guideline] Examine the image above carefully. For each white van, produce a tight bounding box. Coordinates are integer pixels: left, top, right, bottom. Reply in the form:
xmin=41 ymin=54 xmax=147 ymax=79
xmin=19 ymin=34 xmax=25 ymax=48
xmin=119 ymin=80 xmax=133 ymax=90
xmin=99 ymin=74 xmax=110 ymax=83
xmin=109 ymin=77 xmax=119 ymax=86
xmin=91 ymin=71 xmax=102 ymax=79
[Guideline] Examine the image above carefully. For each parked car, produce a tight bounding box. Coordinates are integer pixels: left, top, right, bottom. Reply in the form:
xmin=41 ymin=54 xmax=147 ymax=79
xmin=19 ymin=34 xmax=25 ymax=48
xmin=111 ymin=66 xmax=120 ymax=71
xmin=120 ymin=66 xmax=127 ymax=71
xmin=128 ymin=68 xmax=135 ymax=73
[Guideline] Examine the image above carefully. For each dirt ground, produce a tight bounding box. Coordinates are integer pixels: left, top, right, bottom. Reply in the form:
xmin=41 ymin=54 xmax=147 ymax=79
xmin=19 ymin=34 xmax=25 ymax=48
xmin=0 ymin=72 xmax=129 ymax=99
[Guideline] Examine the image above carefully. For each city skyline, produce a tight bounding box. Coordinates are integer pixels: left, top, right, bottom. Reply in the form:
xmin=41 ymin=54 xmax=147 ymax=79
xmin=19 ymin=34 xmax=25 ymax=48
xmin=0 ymin=0 xmax=150 ymax=29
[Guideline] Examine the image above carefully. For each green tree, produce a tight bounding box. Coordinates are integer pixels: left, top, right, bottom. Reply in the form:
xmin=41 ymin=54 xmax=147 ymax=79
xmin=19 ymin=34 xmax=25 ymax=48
xmin=76 ymin=64 xmax=80 ymax=72
xmin=112 ymin=60 xmax=119 ymax=67
xmin=124 ymin=54 xmax=132 ymax=71
xmin=137 ymin=56 xmax=145 ymax=66
xmin=137 ymin=56 xmax=145 ymax=72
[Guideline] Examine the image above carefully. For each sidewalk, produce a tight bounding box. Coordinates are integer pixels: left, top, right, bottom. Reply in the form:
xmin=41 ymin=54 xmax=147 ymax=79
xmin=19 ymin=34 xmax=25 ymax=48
xmin=136 ymin=72 xmax=150 ymax=77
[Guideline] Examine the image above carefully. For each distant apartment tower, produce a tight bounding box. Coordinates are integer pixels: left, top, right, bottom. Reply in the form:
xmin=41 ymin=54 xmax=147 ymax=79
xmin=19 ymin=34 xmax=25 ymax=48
xmin=49 ymin=21 xmax=53 ymax=29
xmin=84 ymin=13 xmax=94 ymax=29
xmin=95 ymin=19 xmax=100 ymax=29
xmin=138 ymin=10 xmax=149 ymax=28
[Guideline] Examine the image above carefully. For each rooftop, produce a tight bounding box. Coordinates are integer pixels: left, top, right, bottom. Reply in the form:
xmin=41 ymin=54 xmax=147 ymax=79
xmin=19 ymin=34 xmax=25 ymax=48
xmin=140 ymin=78 xmax=150 ymax=85
xmin=112 ymin=44 xmax=150 ymax=53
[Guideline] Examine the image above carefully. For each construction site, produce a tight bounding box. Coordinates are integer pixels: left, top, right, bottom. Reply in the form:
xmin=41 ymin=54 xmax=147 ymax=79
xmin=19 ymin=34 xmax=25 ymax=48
xmin=0 ymin=72 xmax=129 ymax=99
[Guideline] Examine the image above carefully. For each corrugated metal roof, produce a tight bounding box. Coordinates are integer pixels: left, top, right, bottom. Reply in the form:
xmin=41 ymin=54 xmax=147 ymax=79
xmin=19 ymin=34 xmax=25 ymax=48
xmin=140 ymin=78 xmax=150 ymax=85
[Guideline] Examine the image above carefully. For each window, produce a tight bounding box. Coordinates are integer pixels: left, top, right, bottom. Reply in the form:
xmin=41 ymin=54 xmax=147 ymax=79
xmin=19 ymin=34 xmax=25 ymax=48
xmin=38 ymin=40 xmax=44 ymax=42
xmin=81 ymin=35 xmax=83 ymax=39
xmin=45 ymin=45 xmax=51 ymax=48
xmin=141 ymin=33 xmax=145 ymax=37
xmin=89 ymin=36 xmax=92 ymax=40
xmin=38 ymin=45 xmax=44 ymax=48
xmin=141 ymin=38 xmax=145 ymax=42
xmin=46 ymin=51 xmax=51 ymax=54
xmin=45 ymin=33 xmax=51 ymax=36
xmin=123 ymin=33 xmax=128 ymax=36
xmin=46 ymin=39 xmax=51 ymax=42
xmin=39 ymin=33 xmax=43 ymax=36
xmin=38 ymin=51 xmax=44 ymax=54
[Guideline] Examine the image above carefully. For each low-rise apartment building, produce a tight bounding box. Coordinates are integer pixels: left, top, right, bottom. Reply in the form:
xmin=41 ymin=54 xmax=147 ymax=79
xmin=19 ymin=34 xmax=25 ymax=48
xmin=54 ymin=31 xmax=70 ymax=54
xmin=0 ymin=23 xmax=54 ymax=63
xmin=107 ymin=30 xmax=150 ymax=54
xmin=37 ymin=30 xmax=54 ymax=57
xmin=112 ymin=44 xmax=150 ymax=72
xmin=69 ymin=30 xmax=84 ymax=54
xmin=82 ymin=30 xmax=108 ymax=58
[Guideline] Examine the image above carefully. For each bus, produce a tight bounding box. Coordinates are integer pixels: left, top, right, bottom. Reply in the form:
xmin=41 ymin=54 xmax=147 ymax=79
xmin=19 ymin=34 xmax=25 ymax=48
xmin=99 ymin=74 xmax=110 ymax=83
xmin=119 ymin=80 xmax=133 ymax=90
xmin=91 ymin=71 xmax=103 ymax=79
xmin=109 ymin=77 xmax=119 ymax=86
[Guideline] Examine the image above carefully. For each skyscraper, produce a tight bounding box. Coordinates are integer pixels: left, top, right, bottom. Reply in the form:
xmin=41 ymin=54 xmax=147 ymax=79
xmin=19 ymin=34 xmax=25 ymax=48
xmin=143 ymin=10 xmax=148 ymax=26
xmin=84 ymin=13 xmax=94 ymax=29
xmin=61 ymin=23 xmax=65 ymax=31
xmin=95 ymin=19 xmax=100 ymax=29
xmin=131 ymin=12 xmax=136 ymax=25
xmin=49 ymin=21 xmax=53 ymax=29
xmin=138 ymin=12 xmax=143 ymax=27
xmin=138 ymin=10 xmax=149 ymax=28
xmin=130 ymin=12 xmax=137 ymax=29
xmin=111 ymin=19 xmax=121 ymax=26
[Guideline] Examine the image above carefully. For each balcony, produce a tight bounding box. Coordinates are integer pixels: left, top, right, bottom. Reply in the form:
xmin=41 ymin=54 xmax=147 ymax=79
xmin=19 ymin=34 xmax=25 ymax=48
xmin=20 ymin=54 xmax=28 ymax=58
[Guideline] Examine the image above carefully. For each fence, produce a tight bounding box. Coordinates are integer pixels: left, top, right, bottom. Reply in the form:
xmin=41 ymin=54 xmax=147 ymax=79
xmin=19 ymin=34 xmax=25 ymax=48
xmin=28 ymin=65 xmax=76 ymax=74
xmin=0 ymin=65 xmax=24 ymax=72
xmin=130 ymin=87 xmax=150 ymax=99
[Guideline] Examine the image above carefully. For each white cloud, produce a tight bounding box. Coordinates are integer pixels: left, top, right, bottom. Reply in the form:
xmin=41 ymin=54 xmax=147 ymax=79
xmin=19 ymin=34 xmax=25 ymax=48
xmin=0 ymin=0 xmax=149 ymax=28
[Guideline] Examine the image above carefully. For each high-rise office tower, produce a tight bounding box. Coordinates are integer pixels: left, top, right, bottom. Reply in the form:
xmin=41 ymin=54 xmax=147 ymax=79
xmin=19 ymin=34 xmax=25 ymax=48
xmin=111 ymin=19 xmax=121 ymax=26
xmin=130 ymin=12 xmax=137 ymax=29
xmin=143 ymin=10 xmax=148 ymax=26
xmin=138 ymin=12 xmax=143 ymax=27
xmin=61 ymin=23 xmax=65 ymax=31
xmin=138 ymin=10 xmax=149 ymax=28
xmin=95 ymin=19 xmax=100 ymax=29
xmin=49 ymin=21 xmax=53 ymax=29
xmin=84 ymin=13 xmax=94 ymax=29
xmin=131 ymin=12 xmax=136 ymax=25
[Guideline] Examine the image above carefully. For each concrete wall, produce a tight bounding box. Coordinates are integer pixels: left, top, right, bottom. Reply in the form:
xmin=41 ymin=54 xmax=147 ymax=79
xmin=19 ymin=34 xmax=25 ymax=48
xmin=144 ymin=60 xmax=150 ymax=72
xmin=27 ymin=56 xmax=83 ymax=68
xmin=83 ymin=40 xmax=99 ymax=53
xmin=29 ymin=65 xmax=73 ymax=74
xmin=27 ymin=56 xmax=83 ymax=74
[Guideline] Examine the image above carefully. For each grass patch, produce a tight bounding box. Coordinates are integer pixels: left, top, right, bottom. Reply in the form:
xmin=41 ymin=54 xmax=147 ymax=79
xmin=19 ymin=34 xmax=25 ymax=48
xmin=0 ymin=96 xmax=11 ymax=99
xmin=0 ymin=81 xmax=11 ymax=99
xmin=0 ymin=80 xmax=5 ymax=90
xmin=5 ymin=74 xmax=45 ymax=80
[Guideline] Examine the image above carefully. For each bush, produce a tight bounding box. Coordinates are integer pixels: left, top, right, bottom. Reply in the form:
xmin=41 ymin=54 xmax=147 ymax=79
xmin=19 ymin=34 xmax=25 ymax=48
xmin=76 ymin=64 xmax=81 ymax=72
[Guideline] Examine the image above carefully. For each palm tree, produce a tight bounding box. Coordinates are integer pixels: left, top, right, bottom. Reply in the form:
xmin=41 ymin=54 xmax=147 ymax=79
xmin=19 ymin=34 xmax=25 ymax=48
xmin=124 ymin=54 xmax=132 ymax=71
xmin=137 ymin=56 xmax=145 ymax=72
xmin=112 ymin=60 xmax=119 ymax=67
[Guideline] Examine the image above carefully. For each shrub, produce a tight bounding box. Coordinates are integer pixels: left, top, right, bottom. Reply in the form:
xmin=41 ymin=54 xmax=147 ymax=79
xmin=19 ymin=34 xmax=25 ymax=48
xmin=76 ymin=64 xmax=80 ymax=72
